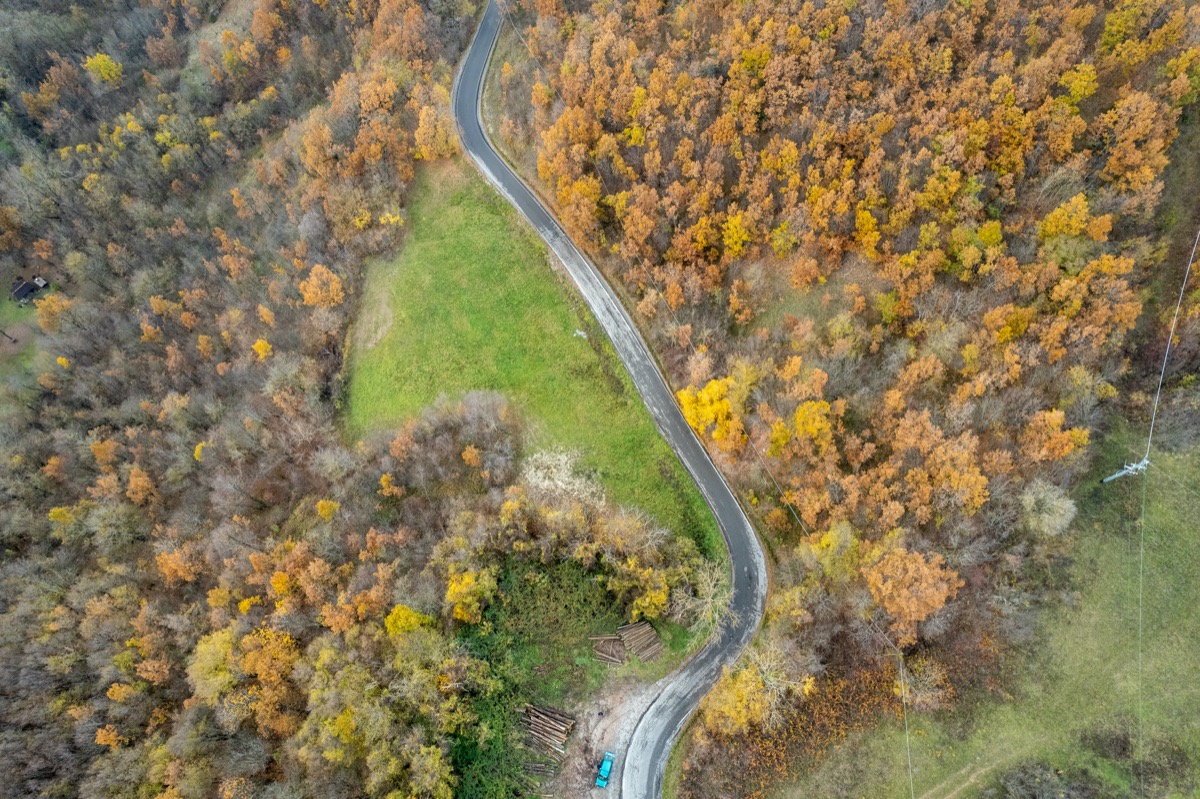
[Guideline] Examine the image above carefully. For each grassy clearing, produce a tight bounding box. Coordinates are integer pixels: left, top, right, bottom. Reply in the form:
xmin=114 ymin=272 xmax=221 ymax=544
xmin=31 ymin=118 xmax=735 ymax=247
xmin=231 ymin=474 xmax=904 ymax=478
xmin=0 ymin=301 xmax=38 ymax=412
xmin=344 ymin=158 xmax=721 ymax=559
xmin=775 ymin=423 xmax=1200 ymax=798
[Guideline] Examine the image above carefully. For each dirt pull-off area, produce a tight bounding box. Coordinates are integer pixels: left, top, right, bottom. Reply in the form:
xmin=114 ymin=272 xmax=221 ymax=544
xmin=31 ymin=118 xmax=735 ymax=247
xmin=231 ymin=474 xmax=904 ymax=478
xmin=545 ymin=671 xmax=669 ymax=798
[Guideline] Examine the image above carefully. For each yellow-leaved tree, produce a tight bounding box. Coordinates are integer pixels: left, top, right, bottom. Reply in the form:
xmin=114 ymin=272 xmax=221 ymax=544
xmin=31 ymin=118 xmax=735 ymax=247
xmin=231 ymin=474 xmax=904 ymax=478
xmin=678 ymin=377 xmax=746 ymax=451
xmin=414 ymin=105 xmax=458 ymax=160
xmin=385 ymin=603 xmax=434 ymax=637
xmin=34 ymin=293 xmax=74 ymax=333
xmin=298 ymin=264 xmax=344 ymax=309
xmin=83 ymin=53 xmax=123 ymax=86
xmin=444 ymin=566 xmax=497 ymax=624
xmin=700 ymin=664 xmax=769 ymax=737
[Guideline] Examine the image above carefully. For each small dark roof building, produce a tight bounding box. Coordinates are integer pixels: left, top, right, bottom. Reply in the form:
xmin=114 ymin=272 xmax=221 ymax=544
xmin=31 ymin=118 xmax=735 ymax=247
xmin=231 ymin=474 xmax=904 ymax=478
xmin=11 ymin=276 xmax=47 ymax=303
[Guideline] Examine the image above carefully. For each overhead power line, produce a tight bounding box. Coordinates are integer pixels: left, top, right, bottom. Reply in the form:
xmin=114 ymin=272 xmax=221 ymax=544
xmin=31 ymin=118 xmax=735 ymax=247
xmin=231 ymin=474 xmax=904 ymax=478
xmin=1103 ymin=221 xmax=1200 ymax=483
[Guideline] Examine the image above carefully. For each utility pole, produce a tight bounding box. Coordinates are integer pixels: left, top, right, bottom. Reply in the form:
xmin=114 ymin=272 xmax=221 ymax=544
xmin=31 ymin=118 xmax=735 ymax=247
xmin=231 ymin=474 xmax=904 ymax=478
xmin=1101 ymin=457 xmax=1148 ymax=484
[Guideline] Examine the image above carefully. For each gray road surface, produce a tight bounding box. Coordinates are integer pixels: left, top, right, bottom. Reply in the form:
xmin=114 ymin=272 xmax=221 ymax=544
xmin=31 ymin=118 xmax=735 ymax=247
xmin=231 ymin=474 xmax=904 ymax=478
xmin=450 ymin=3 xmax=769 ymax=796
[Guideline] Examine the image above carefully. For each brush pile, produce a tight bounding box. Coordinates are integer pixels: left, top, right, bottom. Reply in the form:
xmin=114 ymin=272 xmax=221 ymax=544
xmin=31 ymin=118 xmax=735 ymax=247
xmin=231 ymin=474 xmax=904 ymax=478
xmin=589 ymin=633 xmax=626 ymax=664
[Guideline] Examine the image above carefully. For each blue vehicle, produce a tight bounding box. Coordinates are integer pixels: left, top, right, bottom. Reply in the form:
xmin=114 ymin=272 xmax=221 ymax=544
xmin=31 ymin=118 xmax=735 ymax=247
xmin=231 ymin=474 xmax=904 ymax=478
xmin=595 ymin=751 xmax=616 ymax=788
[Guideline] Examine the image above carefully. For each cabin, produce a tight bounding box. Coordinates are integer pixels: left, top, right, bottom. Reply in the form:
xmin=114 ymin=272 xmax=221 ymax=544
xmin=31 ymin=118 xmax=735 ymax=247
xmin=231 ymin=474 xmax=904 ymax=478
xmin=11 ymin=276 xmax=48 ymax=304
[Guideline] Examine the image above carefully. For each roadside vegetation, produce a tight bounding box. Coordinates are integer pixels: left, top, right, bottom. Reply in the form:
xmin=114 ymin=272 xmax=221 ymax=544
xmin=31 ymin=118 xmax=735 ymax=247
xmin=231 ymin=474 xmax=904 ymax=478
xmin=346 ymin=158 xmax=722 ymax=557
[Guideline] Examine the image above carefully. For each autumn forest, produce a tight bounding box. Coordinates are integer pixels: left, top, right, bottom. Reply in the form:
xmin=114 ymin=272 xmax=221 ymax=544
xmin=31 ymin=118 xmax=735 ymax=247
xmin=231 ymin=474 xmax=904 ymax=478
xmin=1 ymin=0 xmax=1199 ymax=797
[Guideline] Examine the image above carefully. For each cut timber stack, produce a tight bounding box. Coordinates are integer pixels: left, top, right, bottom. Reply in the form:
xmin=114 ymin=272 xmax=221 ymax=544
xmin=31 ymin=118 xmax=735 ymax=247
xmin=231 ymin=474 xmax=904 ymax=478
xmin=589 ymin=633 xmax=626 ymax=664
xmin=523 ymin=761 xmax=558 ymax=777
xmin=617 ymin=621 xmax=663 ymax=661
xmin=520 ymin=704 xmax=575 ymax=757
xmin=521 ymin=758 xmax=560 ymax=797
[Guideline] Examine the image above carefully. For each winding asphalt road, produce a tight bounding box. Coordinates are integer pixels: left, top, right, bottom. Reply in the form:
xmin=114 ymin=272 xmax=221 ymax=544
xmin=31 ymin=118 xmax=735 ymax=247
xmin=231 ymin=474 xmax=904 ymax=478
xmin=451 ymin=3 xmax=769 ymax=796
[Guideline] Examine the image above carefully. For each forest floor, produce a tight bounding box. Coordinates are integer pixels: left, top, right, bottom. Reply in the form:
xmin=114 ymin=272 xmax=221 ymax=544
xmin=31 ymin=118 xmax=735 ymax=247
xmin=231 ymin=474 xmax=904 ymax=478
xmin=774 ymin=422 xmax=1200 ymax=798
xmin=344 ymin=157 xmax=721 ymax=556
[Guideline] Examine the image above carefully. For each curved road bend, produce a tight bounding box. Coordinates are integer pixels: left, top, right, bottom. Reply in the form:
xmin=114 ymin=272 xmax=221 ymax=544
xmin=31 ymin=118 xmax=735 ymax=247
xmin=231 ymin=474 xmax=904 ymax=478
xmin=451 ymin=3 xmax=769 ymax=796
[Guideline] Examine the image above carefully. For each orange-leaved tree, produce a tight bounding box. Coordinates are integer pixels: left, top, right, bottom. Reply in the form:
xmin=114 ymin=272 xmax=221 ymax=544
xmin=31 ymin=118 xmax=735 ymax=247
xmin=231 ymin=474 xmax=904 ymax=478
xmin=863 ymin=548 xmax=963 ymax=646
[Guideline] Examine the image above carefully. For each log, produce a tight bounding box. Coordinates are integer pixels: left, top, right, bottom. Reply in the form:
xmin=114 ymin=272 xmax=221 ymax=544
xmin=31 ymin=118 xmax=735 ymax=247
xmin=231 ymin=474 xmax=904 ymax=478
xmin=521 ymin=709 xmax=554 ymax=723
xmin=525 ymin=703 xmax=572 ymax=719
xmin=617 ymin=622 xmax=662 ymax=659
xmin=528 ymin=707 xmax=570 ymax=725
xmin=524 ymin=725 xmax=561 ymax=740
xmin=523 ymin=710 xmax=568 ymax=729
xmin=525 ymin=736 xmax=565 ymax=755
xmin=524 ymin=721 xmax=569 ymax=740
xmin=530 ymin=704 xmax=574 ymax=722
xmin=526 ymin=726 xmax=566 ymax=743
xmin=525 ymin=726 xmax=566 ymax=744
xmin=523 ymin=710 xmax=564 ymax=729
xmin=527 ymin=706 xmax=574 ymax=726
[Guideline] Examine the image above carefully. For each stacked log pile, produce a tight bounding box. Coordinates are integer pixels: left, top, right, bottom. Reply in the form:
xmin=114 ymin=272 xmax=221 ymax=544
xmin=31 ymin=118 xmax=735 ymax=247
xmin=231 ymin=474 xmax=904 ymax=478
xmin=519 ymin=704 xmax=575 ymax=756
xmin=591 ymin=621 xmax=664 ymax=663
xmin=617 ymin=621 xmax=663 ymax=661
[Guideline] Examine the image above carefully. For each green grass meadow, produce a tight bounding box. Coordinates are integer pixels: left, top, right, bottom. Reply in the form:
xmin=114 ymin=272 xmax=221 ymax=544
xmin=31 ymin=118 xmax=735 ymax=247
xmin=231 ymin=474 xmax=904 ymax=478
xmin=0 ymin=300 xmax=38 ymax=415
xmin=345 ymin=158 xmax=720 ymax=558
xmin=776 ymin=423 xmax=1200 ymax=798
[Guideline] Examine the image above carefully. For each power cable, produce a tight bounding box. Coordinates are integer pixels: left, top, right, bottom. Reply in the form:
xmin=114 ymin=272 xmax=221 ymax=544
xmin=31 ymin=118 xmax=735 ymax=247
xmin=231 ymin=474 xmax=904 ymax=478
xmin=1137 ymin=474 xmax=1147 ymax=799
xmin=1101 ymin=219 xmax=1200 ymax=798
xmin=1143 ymin=224 xmax=1200 ymax=463
xmin=1103 ymin=221 xmax=1200 ymax=483
xmin=871 ymin=622 xmax=918 ymax=799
